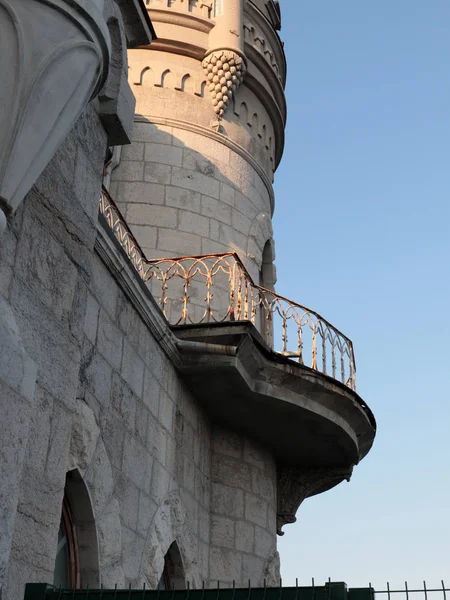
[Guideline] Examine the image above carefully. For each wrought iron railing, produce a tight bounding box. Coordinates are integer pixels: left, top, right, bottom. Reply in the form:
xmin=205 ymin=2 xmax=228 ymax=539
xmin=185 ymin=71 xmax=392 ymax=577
xmin=100 ymin=187 xmax=356 ymax=391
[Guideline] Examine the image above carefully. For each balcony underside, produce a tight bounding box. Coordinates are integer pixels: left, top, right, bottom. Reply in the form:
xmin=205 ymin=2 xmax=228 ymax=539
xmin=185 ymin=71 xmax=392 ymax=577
xmin=174 ymin=322 xmax=376 ymax=469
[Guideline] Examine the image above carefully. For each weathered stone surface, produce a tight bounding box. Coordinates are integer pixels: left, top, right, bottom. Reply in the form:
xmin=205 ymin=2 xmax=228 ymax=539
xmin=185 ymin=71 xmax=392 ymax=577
xmin=213 ymin=429 xmax=243 ymax=458
xmin=115 ymin=471 xmax=140 ymax=532
xmin=80 ymin=341 xmax=113 ymax=409
xmin=254 ymin=526 xmax=274 ymax=558
xmin=242 ymin=554 xmax=265 ymax=585
xmin=144 ymin=162 xmax=171 ymax=184
xmin=245 ymin=494 xmax=268 ymax=528
xmin=114 ymin=181 xmax=165 ymax=205
xmin=158 ymin=389 xmax=174 ymax=431
xmin=121 ymin=341 xmax=145 ymax=397
xmin=113 ymin=160 xmax=145 ymax=181
xmin=122 ymin=434 xmax=153 ymax=494
xmin=171 ymin=167 xmax=220 ymax=200
xmin=11 ymin=279 xmax=79 ymax=409
xmin=211 ymin=516 xmax=235 ymax=549
xmin=145 ymin=143 xmax=182 ymax=167
xmin=209 ymin=547 xmax=242 ymax=582
xmin=121 ymin=143 xmax=145 ymax=162
xmin=178 ymin=210 xmax=210 ymax=237
xmin=0 ymin=298 xmax=37 ymax=402
xmin=90 ymin=256 xmax=119 ymax=319
xmin=128 ymin=204 xmax=177 ymax=229
xmin=165 ymin=186 xmax=201 ymax=213
xmin=0 ymin=381 xmax=34 ymax=590
xmin=0 ymin=227 xmax=17 ymax=300
xmin=137 ymin=492 xmax=158 ymax=540
xmin=84 ymin=292 xmax=100 ymax=344
xmin=211 ymin=484 xmax=244 ymax=519
xmin=201 ymin=194 xmax=232 ymax=223
xmin=158 ymin=228 xmax=202 ymax=255
xmin=97 ymin=499 xmax=123 ymax=568
xmin=97 ymin=309 xmax=124 ymax=370
xmin=143 ymin=368 xmax=161 ymax=417
xmin=212 ymin=455 xmax=252 ymax=492
xmin=69 ymin=400 xmax=101 ymax=474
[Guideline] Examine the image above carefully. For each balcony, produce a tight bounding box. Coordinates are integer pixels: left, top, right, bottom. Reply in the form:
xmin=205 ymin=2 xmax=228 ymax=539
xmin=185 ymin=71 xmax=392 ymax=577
xmin=100 ymin=187 xmax=376 ymax=530
xmin=100 ymin=188 xmax=357 ymax=390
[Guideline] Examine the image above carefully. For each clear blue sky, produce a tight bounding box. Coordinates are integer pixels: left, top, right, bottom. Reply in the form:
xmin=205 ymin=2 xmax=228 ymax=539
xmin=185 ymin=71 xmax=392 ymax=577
xmin=274 ymin=0 xmax=450 ymax=590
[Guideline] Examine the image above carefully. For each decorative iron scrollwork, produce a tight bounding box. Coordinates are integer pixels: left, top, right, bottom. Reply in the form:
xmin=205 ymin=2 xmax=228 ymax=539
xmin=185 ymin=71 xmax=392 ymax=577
xmin=100 ymin=187 xmax=357 ymax=391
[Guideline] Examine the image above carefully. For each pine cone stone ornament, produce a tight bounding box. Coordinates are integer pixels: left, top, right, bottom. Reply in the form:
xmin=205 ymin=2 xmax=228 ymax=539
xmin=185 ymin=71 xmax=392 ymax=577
xmin=202 ymin=50 xmax=246 ymax=119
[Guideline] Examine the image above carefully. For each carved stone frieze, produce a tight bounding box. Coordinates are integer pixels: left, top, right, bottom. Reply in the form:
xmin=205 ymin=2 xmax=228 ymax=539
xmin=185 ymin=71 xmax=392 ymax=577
xmin=202 ymin=49 xmax=246 ymax=120
xmin=0 ymin=0 xmax=111 ymax=228
xmin=277 ymin=465 xmax=354 ymax=535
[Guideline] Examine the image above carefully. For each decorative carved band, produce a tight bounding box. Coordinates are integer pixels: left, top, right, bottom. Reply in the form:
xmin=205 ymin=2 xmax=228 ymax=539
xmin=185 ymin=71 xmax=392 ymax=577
xmin=277 ymin=465 xmax=354 ymax=535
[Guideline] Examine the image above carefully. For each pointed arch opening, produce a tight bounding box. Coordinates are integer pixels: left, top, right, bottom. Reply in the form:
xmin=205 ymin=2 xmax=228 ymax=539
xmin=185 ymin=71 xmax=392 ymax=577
xmin=181 ymin=74 xmax=195 ymax=94
xmin=53 ymin=470 xmax=99 ymax=589
xmin=160 ymin=69 xmax=175 ymax=89
xmin=158 ymin=541 xmax=186 ymax=590
xmin=137 ymin=66 xmax=155 ymax=87
xmin=259 ymin=239 xmax=276 ymax=341
xmin=260 ymin=238 xmax=276 ymax=291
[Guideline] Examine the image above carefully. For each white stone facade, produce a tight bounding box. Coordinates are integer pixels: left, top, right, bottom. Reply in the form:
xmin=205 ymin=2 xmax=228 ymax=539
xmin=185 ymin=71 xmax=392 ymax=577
xmin=0 ymin=104 xmax=279 ymax=598
xmin=0 ymin=1 xmax=376 ymax=598
xmin=110 ymin=122 xmax=274 ymax=283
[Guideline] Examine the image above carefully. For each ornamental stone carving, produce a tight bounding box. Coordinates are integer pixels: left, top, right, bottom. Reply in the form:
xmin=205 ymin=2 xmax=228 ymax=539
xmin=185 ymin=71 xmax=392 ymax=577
xmin=0 ymin=0 xmax=111 ymax=232
xmin=277 ymin=465 xmax=354 ymax=535
xmin=202 ymin=50 xmax=246 ymax=119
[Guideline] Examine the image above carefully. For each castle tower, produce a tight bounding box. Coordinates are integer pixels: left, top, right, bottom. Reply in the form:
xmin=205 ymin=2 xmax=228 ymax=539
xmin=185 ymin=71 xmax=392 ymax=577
xmin=107 ymin=0 xmax=375 ymax=588
xmin=110 ymin=0 xmax=285 ymax=287
xmin=0 ymin=0 xmax=375 ymax=595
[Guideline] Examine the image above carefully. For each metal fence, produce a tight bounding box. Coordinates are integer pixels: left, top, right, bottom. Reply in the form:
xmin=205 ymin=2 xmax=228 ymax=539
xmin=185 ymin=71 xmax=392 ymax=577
xmin=99 ymin=187 xmax=357 ymax=391
xmin=22 ymin=581 xmax=450 ymax=600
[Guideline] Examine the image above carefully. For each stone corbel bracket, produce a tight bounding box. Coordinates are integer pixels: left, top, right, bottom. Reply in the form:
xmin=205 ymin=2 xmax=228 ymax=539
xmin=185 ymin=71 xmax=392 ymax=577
xmin=0 ymin=0 xmax=111 ymax=232
xmin=277 ymin=465 xmax=354 ymax=535
xmin=202 ymin=49 xmax=247 ymax=121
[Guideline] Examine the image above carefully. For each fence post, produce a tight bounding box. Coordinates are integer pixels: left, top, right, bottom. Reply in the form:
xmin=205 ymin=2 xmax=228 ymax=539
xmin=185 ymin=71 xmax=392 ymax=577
xmin=23 ymin=583 xmax=54 ymax=600
xmin=348 ymin=588 xmax=375 ymax=600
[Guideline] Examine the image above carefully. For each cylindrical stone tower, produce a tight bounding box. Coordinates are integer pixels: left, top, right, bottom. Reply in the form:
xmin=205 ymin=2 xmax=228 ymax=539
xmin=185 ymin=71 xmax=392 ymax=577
xmin=110 ymin=0 xmax=286 ymax=286
xmin=109 ymin=0 xmax=288 ymax=586
xmin=106 ymin=2 xmax=376 ymax=589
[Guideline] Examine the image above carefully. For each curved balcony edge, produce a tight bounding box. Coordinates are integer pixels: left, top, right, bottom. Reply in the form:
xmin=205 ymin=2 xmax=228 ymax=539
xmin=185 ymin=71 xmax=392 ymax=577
xmin=172 ymin=320 xmax=376 ymax=534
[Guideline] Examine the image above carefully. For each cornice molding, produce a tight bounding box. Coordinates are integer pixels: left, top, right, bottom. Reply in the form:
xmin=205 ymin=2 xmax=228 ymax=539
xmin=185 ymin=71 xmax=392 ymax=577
xmin=95 ymin=218 xmax=181 ymax=367
xmin=144 ymin=39 xmax=205 ymax=60
xmin=148 ymin=8 xmax=213 ymax=34
xmin=134 ymin=114 xmax=276 ymax=214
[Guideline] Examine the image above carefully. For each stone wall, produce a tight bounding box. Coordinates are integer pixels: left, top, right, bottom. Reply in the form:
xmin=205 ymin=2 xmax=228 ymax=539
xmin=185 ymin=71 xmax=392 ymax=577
xmin=0 ymin=102 xmax=279 ymax=599
xmin=209 ymin=429 xmax=279 ymax=587
xmin=109 ymin=121 xmax=275 ymax=284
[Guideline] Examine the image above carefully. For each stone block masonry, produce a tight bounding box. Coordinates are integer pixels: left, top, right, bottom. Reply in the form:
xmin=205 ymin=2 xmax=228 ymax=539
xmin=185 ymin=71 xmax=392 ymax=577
xmin=110 ymin=123 xmax=274 ymax=282
xmin=209 ymin=428 xmax=279 ymax=587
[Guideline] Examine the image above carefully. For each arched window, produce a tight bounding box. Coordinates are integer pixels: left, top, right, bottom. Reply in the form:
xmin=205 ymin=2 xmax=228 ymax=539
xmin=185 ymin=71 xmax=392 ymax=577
xmin=259 ymin=240 xmax=276 ymax=342
xmin=53 ymin=470 xmax=99 ymax=589
xmin=53 ymin=496 xmax=79 ymax=588
xmin=158 ymin=542 xmax=186 ymax=590
xmin=260 ymin=239 xmax=276 ymax=290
